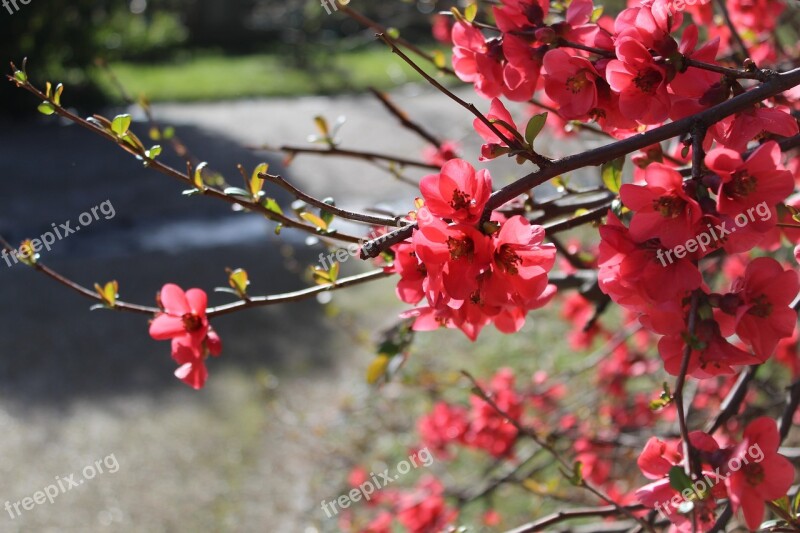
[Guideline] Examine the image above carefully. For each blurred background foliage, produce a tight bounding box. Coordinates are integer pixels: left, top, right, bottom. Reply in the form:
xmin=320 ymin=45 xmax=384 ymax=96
xmin=0 ymin=0 xmax=445 ymax=114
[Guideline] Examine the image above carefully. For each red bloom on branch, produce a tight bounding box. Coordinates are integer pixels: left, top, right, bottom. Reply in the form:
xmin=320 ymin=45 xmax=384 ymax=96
xmin=542 ymin=49 xmax=601 ymax=119
xmin=718 ymin=257 xmax=799 ymax=359
xmin=149 ymin=284 xmax=222 ymax=389
xmin=725 ymin=417 xmax=794 ymax=530
xmin=419 ymin=159 xmax=492 ymax=224
xmin=620 ymin=163 xmax=704 ymax=249
xmin=606 ymin=37 xmax=671 ymax=124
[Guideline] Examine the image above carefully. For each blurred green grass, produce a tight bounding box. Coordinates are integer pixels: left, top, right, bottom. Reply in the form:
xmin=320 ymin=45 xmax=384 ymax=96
xmin=97 ymin=47 xmax=448 ymax=102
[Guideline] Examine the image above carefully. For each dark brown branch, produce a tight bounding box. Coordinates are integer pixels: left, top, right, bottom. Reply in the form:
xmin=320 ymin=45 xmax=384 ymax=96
xmin=360 ymin=68 xmax=800 ymax=258
xmin=253 ymin=143 xmax=440 ymax=170
xmin=504 ymin=505 xmax=647 ymax=533
xmin=368 ymin=87 xmax=444 ymax=148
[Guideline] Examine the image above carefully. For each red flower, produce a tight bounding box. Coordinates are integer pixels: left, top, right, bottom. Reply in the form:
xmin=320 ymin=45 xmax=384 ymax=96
xmin=149 ymin=284 xmax=222 ymax=389
xmin=473 ymin=98 xmax=520 ymax=160
xmin=417 ymin=402 xmax=469 ymax=458
xmin=419 ymin=159 xmax=492 ymax=224
xmin=606 ymin=37 xmax=671 ymax=124
xmin=620 ymin=163 xmax=704 ymax=249
xmin=150 ymin=283 xmax=209 ymax=343
xmin=720 ymin=257 xmax=799 ymax=358
xmin=542 ymin=49 xmax=601 ymax=119
xmin=706 ymin=141 xmax=794 ymax=232
xmin=725 ymin=417 xmax=794 ymax=530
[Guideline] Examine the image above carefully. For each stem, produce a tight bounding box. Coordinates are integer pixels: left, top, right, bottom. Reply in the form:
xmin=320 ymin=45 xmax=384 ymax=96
xmin=254 ymin=143 xmax=440 ymax=170
xmin=368 ymin=87 xmax=444 ymax=148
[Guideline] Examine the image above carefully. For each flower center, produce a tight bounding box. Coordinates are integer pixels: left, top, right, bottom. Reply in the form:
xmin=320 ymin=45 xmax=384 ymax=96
xmin=743 ymin=463 xmax=765 ymax=486
xmin=495 ymin=244 xmax=522 ymax=275
xmin=747 ymin=294 xmax=772 ymax=318
xmin=633 ymin=69 xmax=662 ymax=94
xmin=182 ymin=313 xmax=204 ymax=332
xmin=724 ymin=169 xmax=757 ymax=198
xmin=450 ymin=189 xmax=473 ymax=212
xmin=652 ymin=195 xmax=685 ymax=218
xmin=447 ymin=236 xmax=475 ymax=261
xmin=566 ymin=71 xmax=589 ymax=93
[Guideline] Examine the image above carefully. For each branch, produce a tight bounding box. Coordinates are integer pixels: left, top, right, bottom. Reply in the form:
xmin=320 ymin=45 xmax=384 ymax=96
xmin=360 ymin=67 xmax=800 ymax=258
xmin=253 ymin=143 xmax=440 ymax=170
xmin=259 ymin=172 xmax=408 ymax=227
xmin=674 ymin=291 xmax=701 ymax=480
xmin=7 ymin=73 xmax=364 ymax=245
xmin=368 ymin=87 xmax=444 ymax=148
xmin=504 ymin=505 xmax=647 ymax=533
xmin=704 ymin=365 xmax=759 ymax=434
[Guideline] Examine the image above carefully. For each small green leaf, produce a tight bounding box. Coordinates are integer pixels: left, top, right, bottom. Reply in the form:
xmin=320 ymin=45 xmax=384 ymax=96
xmin=263 ymin=198 xmax=283 ymax=216
xmin=37 ymin=101 xmax=55 ymax=115
xmin=432 ymin=50 xmax=446 ymax=70
xmin=601 ymin=157 xmax=625 ymax=194
xmin=145 ymin=145 xmax=162 ymax=159
xmin=300 ymin=212 xmax=329 ymax=231
xmin=328 ymin=262 xmax=340 ymax=283
xmin=668 ymin=466 xmax=694 ymax=494
xmin=590 ymin=5 xmax=604 ymax=22
xmin=223 ymin=187 xmax=251 ymax=198
xmin=227 ymin=268 xmax=250 ymax=298
xmin=525 ymin=112 xmax=548 ymax=145
xmin=13 ymin=70 xmax=27 ymax=83
xmin=366 ymin=354 xmax=391 ymax=385
xmin=313 ymin=116 xmax=329 ymax=138
xmin=111 ymin=114 xmax=132 ymax=136
xmin=94 ymin=281 xmax=118 ymax=307
xmin=53 ymin=83 xmax=64 ymax=106
xmin=193 ymin=162 xmax=208 ymax=190
xmin=464 ymin=3 xmax=478 ymax=22
xmin=162 ymin=126 xmax=175 ymax=140
xmin=386 ymin=27 xmax=400 ymax=39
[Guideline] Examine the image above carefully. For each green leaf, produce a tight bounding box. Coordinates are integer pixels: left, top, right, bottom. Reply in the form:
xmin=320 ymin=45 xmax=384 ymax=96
xmin=111 ymin=114 xmax=132 ymax=136
xmin=162 ymin=126 xmax=175 ymax=140
xmin=464 ymin=3 xmax=478 ymax=22
xmin=432 ymin=50 xmax=446 ymax=70
xmin=145 ymin=145 xmax=162 ymax=159
xmin=223 ymin=187 xmax=251 ymax=198
xmin=366 ymin=354 xmax=391 ymax=385
xmin=227 ymin=268 xmax=250 ymax=297
xmin=94 ymin=281 xmax=118 ymax=307
xmin=263 ymin=198 xmax=283 ymax=216
xmin=53 ymin=83 xmax=64 ymax=106
xmin=590 ymin=5 xmax=604 ymax=22
xmin=193 ymin=162 xmax=208 ymax=190
xmin=525 ymin=112 xmax=548 ymax=145
xmin=668 ymin=466 xmax=694 ymax=494
xmin=37 ymin=101 xmax=55 ymax=115
xmin=601 ymin=157 xmax=625 ymax=193
xmin=328 ymin=261 xmax=340 ymax=283
xmin=13 ymin=70 xmax=27 ymax=83
xmin=300 ymin=212 xmax=329 ymax=231
xmin=386 ymin=27 xmax=400 ymax=39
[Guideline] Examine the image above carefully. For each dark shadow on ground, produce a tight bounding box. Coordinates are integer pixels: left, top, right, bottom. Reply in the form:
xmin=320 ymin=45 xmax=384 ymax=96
xmin=0 ymin=118 xmax=340 ymax=405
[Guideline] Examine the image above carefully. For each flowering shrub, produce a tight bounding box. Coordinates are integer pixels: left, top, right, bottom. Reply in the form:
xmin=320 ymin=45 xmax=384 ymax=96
xmin=3 ymin=0 xmax=800 ymax=530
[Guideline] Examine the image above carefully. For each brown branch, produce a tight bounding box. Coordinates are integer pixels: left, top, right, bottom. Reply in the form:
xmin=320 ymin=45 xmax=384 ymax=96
xmin=714 ymin=0 xmax=750 ymax=61
xmin=376 ymin=33 xmax=552 ymax=168
xmin=259 ymin=172 xmax=409 ymax=227
xmin=7 ymin=74 xmax=364 ymax=244
xmin=360 ymin=67 xmax=800 ymax=258
xmin=253 ymin=143 xmax=440 ymax=170
xmin=0 ymin=234 xmax=158 ymax=315
xmin=674 ymin=291 xmax=701 ymax=483
xmin=205 ymin=269 xmax=390 ymax=318
xmin=368 ymin=87 xmax=444 ymax=148
xmin=504 ymin=505 xmax=648 ymax=533
xmin=705 ymin=365 xmax=759 ymax=434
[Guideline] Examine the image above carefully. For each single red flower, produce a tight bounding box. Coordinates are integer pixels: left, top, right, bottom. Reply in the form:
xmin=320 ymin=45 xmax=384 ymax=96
xmin=419 ymin=159 xmax=492 ymax=224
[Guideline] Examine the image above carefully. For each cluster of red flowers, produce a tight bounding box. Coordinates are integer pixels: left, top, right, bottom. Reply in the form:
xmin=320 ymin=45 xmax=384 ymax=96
xmin=389 ymin=159 xmax=557 ymax=340
xmin=636 ymin=417 xmax=793 ymax=531
xmin=599 ymin=139 xmax=798 ymax=378
xmin=451 ymin=0 xmax=796 ymax=136
xmin=149 ymin=284 xmax=221 ymax=389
